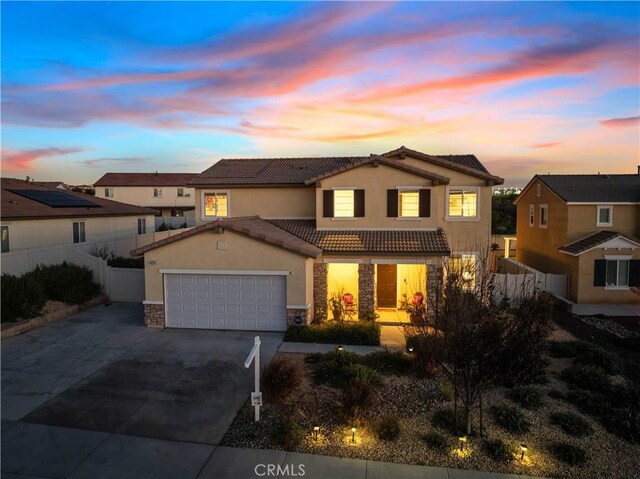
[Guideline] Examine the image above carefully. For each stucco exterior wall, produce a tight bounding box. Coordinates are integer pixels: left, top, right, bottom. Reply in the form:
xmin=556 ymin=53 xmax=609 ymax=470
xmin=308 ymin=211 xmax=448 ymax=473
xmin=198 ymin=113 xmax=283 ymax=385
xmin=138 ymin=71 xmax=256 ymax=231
xmin=195 ymin=187 xmax=315 ymax=224
xmin=0 ymin=215 xmax=155 ymax=251
xmin=95 ymin=186 xmax=196 ymax=210
xmin=566 ymin=204 xmax=639 ymax=240
xmin=142 ymin=230 xmax=311 ymax=307
xmin=575 ymin=247 xmax=640 ymax=304
xmin=515 ymin=179 xmax=571 ymax=275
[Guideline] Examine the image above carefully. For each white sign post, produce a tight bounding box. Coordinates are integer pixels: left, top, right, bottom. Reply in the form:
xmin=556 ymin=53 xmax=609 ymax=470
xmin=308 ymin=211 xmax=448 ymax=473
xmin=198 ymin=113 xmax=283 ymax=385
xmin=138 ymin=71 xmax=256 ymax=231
xmin=244 ymin=336 xmax=262 ymax=422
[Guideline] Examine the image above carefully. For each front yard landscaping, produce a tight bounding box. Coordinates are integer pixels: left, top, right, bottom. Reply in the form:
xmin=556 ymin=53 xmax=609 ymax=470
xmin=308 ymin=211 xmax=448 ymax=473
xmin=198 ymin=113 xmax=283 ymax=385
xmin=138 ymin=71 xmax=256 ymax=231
xmin=283 ymin=321 xmax=381 ymax=346
xmin=224 ymin=286 xmax=640 ymax=479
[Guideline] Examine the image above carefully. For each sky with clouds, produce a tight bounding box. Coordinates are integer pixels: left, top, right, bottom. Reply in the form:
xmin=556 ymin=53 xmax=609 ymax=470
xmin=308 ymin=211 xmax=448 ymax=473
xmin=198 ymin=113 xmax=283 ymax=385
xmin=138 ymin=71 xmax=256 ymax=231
xmin=1 ymin=1 xmax=639 ymax=186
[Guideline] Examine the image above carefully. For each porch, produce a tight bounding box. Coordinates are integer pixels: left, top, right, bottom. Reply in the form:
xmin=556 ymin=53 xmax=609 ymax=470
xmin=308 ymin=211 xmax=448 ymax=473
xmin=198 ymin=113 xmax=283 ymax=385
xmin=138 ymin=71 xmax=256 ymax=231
xmin=313 ymin=259 xmax=443 ymax=323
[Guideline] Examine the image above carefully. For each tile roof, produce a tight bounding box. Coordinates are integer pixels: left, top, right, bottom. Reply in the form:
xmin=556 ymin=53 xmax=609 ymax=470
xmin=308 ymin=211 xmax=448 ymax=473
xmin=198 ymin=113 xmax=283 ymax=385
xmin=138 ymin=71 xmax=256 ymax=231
xmin=188 ymin=146 xmax=503 ymax=187
xmin=1 ymin=178 xmax=158 ymax=220
xmin=535 ymin=174 xmax=640 ymax=203
xmin=559 ymin=231 xmax=640 ymax=256
xmin=94 ymin=172 xmax=199 ymax=187
xmin=131 ymin=216 xmax=322 ymax=258
xmin=268 ymin=220 xmax=451 ymax=255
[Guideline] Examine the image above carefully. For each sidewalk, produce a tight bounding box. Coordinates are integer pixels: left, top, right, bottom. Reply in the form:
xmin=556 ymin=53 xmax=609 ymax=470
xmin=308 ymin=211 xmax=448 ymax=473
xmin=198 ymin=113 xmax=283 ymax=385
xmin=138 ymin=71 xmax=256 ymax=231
xmin=1 ymin=421 xmax=546 ymax=479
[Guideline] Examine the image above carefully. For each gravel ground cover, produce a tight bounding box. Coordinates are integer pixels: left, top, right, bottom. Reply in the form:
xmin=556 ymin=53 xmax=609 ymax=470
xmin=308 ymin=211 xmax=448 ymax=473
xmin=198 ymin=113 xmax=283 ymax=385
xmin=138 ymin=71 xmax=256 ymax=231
xmin=222 ymin=347 xmax=640 ymax=479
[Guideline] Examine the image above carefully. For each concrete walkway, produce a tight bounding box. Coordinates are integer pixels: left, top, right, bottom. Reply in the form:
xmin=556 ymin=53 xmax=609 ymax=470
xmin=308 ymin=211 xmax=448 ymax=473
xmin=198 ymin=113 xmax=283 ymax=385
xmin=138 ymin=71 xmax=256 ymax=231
xmin=571 ymin=303 xmax=639 ymax=317
xmin=1 ymin=421 xmax=544 ymax=479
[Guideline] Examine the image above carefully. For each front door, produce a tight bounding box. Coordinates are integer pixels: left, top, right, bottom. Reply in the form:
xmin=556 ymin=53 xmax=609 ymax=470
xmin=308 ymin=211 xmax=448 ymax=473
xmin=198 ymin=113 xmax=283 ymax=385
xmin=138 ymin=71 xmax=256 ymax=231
xmin=376 ymin=264 xmax=397 ymax=308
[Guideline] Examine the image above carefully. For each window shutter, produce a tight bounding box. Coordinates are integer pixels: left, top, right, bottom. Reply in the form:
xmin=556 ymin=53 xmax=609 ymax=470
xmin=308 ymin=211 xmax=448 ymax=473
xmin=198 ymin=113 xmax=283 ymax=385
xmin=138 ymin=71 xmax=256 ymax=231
xmin=593 ymin=259 xmax=606 ymax=286
xmin=323 ymin=190 xmax=334 ymax=217
xmin=354 ymin=189 xmax=365 ymax=217
xmin=629 ymin=260 xmax=640 ymax=287
xmin=419 ymin=189 xmax=431 ymax=218
xmin=387 ymin=189 xmax=398 ymax=217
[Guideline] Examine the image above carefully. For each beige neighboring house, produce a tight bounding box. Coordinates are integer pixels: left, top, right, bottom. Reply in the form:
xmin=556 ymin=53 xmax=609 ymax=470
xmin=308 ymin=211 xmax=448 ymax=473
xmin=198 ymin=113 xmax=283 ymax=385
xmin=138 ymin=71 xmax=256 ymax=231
xmin=94 ymin=172 xmax=198 ymax=217
xmin=1 ymin=177 xmax=157 ymax=252
xmin=515 ymin=172 xmax=640 ymax=304
xmin=132 ymin=146 xmax=504 ymax=331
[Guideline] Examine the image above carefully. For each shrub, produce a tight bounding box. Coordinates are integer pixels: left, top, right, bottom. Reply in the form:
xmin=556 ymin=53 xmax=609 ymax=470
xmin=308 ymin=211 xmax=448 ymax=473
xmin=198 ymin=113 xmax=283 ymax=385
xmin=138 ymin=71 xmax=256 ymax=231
xmin=310 ymin=349 xmax=360 ymax=387
xmin=566 ymin=389 xmax=606 ymax=417
xmin=491 ymin=404 xmax=530 ymax=433
xmin=508 ymin=386 xmax=543 ymax=410
xmin=548 ymin=442 xmax=588 ymax=466
xmin=561 ymin=364 xmax=611 ymax=393
xmin=262 ymin=356 xmax=303 ymax=404
xmin=421 ymin=431 xmax=448 ymax=451
xmin=273 ymin=417 xmax=305 ymax=449
xmin=341 ymin=364 xmax=378 ymax=419
xmin=483 ymin=438 xmax=514 ymax=463
xmin=406 ymin=333 xmax=441 ymax=377
xmin=107 ymin=256 xmax=144 ymax=268
xmin=437 ymin=380 xmax=455 ymax=402
xmin=575 ymin=348 xmax=619 ymax=375
xmin=284 ymin=322 xmax=380 ymax=346
xmin=431 ymin=408 xmax=462 ymax=435
xmin=549 ymin=412 xmax=594 ymax=437
xmin=548 ymin=389 xmax=567 ymax=401
xmin=25 ymin=262 xmax=100 ymax=304
xmin=548 ymin=340 xmax=595 ymax=358
xmin=1 ymin=274 xmax=46 ymax=323
xmin=492 ymin=295 xmax=553 ymax=386
xmin=375 ymin=414 xmax=401 ymax=441
xmin=361 ymin=350 xmax=412 ymax=376
xmin=359 ymin=309 xmax=379 ymax=322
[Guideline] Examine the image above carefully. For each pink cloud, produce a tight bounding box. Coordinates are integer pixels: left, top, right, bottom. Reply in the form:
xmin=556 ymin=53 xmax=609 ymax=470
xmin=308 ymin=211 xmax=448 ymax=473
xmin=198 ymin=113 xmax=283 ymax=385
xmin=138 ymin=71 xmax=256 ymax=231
xmin=1 ymin=147 xmax=84 ymax=170
xmin=599 ymin=116 xmax=640 ymax=128
xmin=532 ymin=142 xmax=561 ymax=148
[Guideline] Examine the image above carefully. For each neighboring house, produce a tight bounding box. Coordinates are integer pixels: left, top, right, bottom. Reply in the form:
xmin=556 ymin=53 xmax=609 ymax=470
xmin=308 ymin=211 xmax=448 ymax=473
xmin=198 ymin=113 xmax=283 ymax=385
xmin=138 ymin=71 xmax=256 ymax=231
xmin=132 ymin=146 xmax=503 ymax=331
xmin=94 ymin=172 xmax=198 ymax=217
xmin=34 ymin=181 xmax=69 ymax=190
xmin=1 ymin=177 xmax=157 ymax=252
xmin=514 ymin=172 xmax=640 ymax=304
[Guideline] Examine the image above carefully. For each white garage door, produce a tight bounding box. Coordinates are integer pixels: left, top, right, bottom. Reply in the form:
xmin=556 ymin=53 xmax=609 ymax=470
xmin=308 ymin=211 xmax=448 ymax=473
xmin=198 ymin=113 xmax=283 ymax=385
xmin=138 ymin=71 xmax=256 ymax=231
xmin=165 ymin=273 xmax=287 ymax=331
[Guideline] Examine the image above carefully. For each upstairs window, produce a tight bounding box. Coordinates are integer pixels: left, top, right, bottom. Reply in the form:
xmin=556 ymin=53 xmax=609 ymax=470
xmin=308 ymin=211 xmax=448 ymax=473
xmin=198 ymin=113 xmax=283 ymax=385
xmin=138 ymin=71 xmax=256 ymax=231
xmin=137 ymin=218 xmax=146 ymax=235
xmin=73 ymin=221 xmax=86 ymax=244
xmin=204 ymin=192 xmax=228 ymax=217
xmin=323 ymin=189 xmax=364 ymax=218
xmin=447 ymin=188 xmax=478 ymax=218
xmin=539 ymin=204 xmax=548 ymax=228
xmin=153 ymin=188 xmax=163 ymax=198
xmin=177 ymin=188 xmax=184 ymax=197
xmin=597 ymin=206 xmax=612 ymax=227
xmin=387 ymin=189 xmax=431 ymax=218
xmin=104 ymin=187 xmax=113 ymax=198
xmin=529 ymin=204 xmax=535 ymax=226
xmin=1 ymin=226 xmax=9 ymax=253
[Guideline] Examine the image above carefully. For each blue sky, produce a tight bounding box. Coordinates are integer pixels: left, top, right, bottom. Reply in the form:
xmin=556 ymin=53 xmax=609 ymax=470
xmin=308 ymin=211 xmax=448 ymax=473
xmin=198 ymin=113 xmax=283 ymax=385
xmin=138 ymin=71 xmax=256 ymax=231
xmin=2 ymin=1 xmax=639 ymax=186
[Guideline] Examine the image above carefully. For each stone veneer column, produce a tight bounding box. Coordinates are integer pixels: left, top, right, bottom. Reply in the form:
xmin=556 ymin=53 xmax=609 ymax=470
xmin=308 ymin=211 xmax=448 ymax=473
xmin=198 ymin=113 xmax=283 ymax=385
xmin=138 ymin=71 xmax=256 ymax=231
xmin=287 ymin=307 xmax=311 ymax=326
xmin=144 ymin=304 xmax=165 ymax=328
xmin=358 ymin=263 xmax=375 ymax=318
xmin=313 ymin=263 xmax=328 ymax=320
xmin=426 ymin=264 xmax=444 ymax=322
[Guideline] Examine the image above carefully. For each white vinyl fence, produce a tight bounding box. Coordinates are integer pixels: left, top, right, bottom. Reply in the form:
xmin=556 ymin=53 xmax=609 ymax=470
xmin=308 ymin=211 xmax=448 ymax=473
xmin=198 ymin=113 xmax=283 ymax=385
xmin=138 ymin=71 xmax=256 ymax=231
xmin=493 ymin=257 xmax=567 ymax=304
xmin=1 ymin=229 xmax=189 ymax=302
xmin=155 ymin=215 xmax=196 ymax=230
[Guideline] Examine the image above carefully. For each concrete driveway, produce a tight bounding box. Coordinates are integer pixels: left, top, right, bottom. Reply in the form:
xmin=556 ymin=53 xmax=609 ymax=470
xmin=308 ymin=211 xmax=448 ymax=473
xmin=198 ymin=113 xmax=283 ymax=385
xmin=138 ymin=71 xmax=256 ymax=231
xmin=1 ymin=302 xmax=282 ymax=444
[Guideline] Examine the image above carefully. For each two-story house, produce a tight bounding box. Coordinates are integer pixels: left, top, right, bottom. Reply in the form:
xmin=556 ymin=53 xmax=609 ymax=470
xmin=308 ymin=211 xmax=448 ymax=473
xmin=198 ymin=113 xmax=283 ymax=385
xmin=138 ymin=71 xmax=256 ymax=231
xmin=0 ymin=177 xmax=156 ymax=253
xmin=94 ymin=173 xmax=198 ymax=217
xmin=514 ymin=172 xmax=640 ymax=304
xmin=132 ymin=146 xmax=503 ymax=331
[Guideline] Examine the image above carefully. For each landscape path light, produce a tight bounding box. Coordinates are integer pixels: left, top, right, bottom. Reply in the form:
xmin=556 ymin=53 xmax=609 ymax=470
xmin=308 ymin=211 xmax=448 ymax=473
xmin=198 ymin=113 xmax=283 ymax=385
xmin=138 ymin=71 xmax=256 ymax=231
xmin=458 ymin=436 xmax=467 ymax=451
xmin=313 ymin=426 xmax=320 ymax=441
xmin=520 ymin=443 xmax=527 ymax=461
xmin=351 ymin=426 xmax=356 ymax=443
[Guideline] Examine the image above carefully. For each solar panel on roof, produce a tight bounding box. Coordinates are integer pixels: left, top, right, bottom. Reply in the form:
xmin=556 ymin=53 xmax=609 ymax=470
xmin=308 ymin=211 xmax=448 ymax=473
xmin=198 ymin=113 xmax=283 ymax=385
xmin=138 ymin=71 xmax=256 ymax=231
xmin=9 ymin=189 xmax=101 ymax=208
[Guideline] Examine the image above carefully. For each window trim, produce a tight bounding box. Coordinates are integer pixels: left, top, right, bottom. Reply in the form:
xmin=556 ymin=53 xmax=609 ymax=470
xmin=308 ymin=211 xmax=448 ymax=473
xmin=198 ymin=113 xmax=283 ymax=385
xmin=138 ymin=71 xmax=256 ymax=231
xmin=104 ymin=187 xmax=113 ymax=198
xmin=448 ymin=252 xmax=477 ymax=289
xmin=397 ymin=188 xmax=421 ymax=218
xmin=137 ymin=218 xmax=146 ymax=235
xmin=177 ymin=188 xmax=184 ymax=197
xmin=201 ymin=190 xmax=230 ymax=219
xmin=72 ymin=221 xmax=86 ymax=244
xmin=596 ymin=205 xmax=613 ymax=227
xmin=153 ymin=188 xmax=163 ymax=198
xmin=1 ymin=225 xmax=9 ymax=253
xmin=330 ymin=187 xmax=357 ymax=219
xmin=536 ymin=184 xmax=541 ymax=197
xmin=445 ymin=186 xmax=480 ymax=221
xmin=528 ymin=204 xmax=534 ymax=227
xmin=604 ymin=257 xmax=630 ymax=289
xmin=539 ymin=204 xmax=548 ymax=229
